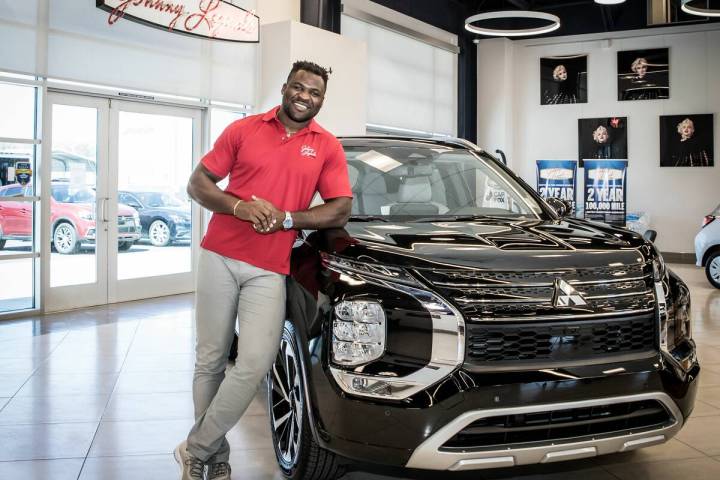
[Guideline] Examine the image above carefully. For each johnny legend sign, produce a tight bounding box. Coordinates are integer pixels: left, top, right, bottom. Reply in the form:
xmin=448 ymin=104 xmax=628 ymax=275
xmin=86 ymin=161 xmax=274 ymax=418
xmin=97 ymin=0 xmax=259 ymax=42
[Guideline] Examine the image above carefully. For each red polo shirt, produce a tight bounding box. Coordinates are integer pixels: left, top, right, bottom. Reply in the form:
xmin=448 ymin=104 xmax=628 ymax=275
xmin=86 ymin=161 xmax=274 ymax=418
xmin=200 ymin=106 xmax=352 ymax=275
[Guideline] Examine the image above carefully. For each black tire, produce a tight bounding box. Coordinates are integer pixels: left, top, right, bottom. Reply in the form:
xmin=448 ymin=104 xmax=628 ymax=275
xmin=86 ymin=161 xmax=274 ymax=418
xmin=268 ymin=321 xmax=344 ymax=480
xmin=53 ymin=222 xmax=80 ymax=254
xmin=0 ymin=239 xmax=5 ymax=250
xmin=706 ymin=251 xmax=720 ymax=289
xmin=118 ymin=241 xmax=134 ymax=251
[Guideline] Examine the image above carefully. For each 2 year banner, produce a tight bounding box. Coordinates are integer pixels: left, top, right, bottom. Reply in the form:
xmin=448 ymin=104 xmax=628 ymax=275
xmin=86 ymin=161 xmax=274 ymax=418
xmin=536 ymin=160 xmax=577 ymax=214
xmin=583 ymin=159 xmax=627 ymax=227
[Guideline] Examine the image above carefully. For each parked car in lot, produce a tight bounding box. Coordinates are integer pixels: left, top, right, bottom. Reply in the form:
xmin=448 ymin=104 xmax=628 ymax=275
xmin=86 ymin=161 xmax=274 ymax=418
xmin=695 ymin=202 xmax=720 ymax=288
xmin=265 ymin=136 xmax=698 ymax=479
xmin=0 ymin=182 xmax=141 ymax=253
xmin=118 ymin=191 xmax=191 ymax=247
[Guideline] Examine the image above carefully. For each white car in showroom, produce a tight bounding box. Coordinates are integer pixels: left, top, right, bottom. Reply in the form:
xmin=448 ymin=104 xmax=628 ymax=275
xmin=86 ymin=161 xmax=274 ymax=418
xmin=695 ymin=203 xmax=720 ymax=289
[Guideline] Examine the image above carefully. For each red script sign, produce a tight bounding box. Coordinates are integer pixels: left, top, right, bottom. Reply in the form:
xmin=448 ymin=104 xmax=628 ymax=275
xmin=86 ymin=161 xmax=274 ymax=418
xmin=96 ymin=0 xmax=259 ymax=43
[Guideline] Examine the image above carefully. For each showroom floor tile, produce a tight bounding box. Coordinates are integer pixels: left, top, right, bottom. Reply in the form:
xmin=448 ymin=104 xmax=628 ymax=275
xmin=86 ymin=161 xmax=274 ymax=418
xmin=0 ymin=264 xmax=718 ymax=479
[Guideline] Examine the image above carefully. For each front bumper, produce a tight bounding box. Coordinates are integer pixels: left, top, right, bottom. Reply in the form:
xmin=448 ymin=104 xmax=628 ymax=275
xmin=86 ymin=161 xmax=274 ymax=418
xmin=405 ymin=391 xmax=682 ymax=471
xmin=309 ymin=354 xmax=699 ymax=469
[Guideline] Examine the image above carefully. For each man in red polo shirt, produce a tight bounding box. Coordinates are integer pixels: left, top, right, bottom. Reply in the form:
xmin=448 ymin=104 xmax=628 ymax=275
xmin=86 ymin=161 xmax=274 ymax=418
xmin=175 ymin=61 xmax=352 ymax=480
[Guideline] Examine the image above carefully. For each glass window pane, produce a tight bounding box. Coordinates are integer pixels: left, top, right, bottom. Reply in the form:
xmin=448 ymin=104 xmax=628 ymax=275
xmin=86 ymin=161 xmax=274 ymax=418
xmin=117 ymin=111 xmax=193 ymax=280
xmin=0 ymin=143 xmax=35 ymax=194
xmin=0 ymin=199 xmax=33 ymax=255
xmin=0 ymin=83 xmax=36 ymax=139
xmin=210 ymin=109 xmax=246 ymax=144
xmin=0 ymin=257 xmax=34 ymax=312
xmin=49 ymin=104 xmax=98 ymax=287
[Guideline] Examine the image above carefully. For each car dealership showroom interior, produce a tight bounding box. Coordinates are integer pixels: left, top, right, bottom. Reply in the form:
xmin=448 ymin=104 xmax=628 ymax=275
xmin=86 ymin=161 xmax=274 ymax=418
xmin=1 ymin=0 xmax=720 ymax=479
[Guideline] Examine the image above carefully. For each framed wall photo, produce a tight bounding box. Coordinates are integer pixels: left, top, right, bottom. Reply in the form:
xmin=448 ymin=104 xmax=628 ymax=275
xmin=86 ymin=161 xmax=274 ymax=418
xmin=578 ymin=117 xmax=627 ymax=167
xmin=660 ymin=114 xmax=714 ymax=167
xmin=540 ymin=55 xmax=588 ymax=105
xmin=617 ymin=48 xmax=669 ymax=101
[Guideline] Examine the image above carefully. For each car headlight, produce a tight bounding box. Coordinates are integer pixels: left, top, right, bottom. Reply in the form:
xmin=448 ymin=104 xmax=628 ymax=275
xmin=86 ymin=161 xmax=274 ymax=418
xmin=332 ymin=300 xmax=386 ymax=366
xmin=666 ymin=282 xmax=692 ymax=347
xmin=322 ymin=253 xmax=420 ymax=286
xmin=79 ymin=211 xmax=95 ymax=221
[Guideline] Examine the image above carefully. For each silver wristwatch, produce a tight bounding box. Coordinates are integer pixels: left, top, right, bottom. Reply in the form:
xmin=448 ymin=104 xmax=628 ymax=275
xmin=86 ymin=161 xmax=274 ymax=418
xmin=282 ymin=211 xmax=294 ymax=230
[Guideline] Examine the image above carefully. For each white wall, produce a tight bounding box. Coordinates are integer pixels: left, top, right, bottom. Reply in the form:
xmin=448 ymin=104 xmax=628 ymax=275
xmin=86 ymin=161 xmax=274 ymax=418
xmin=257 ymin=0 xmax=300 ymax=25
xmin=258 ymin=20 xmax=367 ymax=136
xmin=477 ymin=26 xmax=720 ymax=254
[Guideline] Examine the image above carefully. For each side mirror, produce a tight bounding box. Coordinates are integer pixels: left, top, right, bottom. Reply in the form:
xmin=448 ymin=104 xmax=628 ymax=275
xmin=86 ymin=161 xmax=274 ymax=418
xmin=643 ymin=229 xmax=657 ymax=243
xmin=546 ymin=197 xmax=572 ymax=218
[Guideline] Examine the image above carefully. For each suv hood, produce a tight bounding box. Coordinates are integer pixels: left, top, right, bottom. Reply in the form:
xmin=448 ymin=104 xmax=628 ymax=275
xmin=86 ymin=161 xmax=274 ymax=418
xmin=325 ymin=218 xmax=652 ymax=270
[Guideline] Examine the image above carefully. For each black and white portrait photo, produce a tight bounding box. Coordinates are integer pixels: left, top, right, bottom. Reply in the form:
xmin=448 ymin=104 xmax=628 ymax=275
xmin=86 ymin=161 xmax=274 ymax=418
xmin=541 ymin=55 xmax=588 ymax=105
xmin=578 ymin=117 xmax=628 ymax=166
xmin=660 ymin=114 xmax=714 ymax=167
xmin=618 ymin=48 xmax=669 ymax=101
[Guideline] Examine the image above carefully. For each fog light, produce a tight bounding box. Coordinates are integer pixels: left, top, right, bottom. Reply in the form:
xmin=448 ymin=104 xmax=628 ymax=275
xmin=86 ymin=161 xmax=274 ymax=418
xmin=332 ymin=300 xmax=386 ymax=366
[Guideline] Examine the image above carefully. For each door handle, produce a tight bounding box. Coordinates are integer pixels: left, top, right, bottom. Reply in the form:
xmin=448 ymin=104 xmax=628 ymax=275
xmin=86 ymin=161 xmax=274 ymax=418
xmin=100 ymin=198 xmax=110 ymax=223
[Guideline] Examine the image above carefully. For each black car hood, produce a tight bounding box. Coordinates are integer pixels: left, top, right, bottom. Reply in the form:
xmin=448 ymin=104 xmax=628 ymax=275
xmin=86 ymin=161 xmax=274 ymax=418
xmin=322 ymin=217 xmax=651 ymax=271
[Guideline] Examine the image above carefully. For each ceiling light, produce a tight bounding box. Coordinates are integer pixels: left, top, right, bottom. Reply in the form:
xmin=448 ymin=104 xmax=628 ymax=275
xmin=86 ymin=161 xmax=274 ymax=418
xmin=681 ymin=0 xmax=720 ymax=17
xmin=464 ymin=11 xmax=561 ymax=37
xmin=594 ymin=0 xmax=626 ymax=5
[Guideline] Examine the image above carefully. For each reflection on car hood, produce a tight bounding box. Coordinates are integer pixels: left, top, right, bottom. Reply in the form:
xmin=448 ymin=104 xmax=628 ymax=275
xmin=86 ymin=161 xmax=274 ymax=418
xmin=328 ymin=217 xmax=650 ymax=270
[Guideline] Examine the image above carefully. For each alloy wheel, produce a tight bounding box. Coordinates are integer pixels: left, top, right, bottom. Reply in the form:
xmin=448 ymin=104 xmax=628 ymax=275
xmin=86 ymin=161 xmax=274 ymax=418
xmin=54 ymin=224 xmax=76 ymax=254
xmin=149 ymin=220 xmax=170 ymax=247
xmin=269 ymin=336 xmax=304 ymax=467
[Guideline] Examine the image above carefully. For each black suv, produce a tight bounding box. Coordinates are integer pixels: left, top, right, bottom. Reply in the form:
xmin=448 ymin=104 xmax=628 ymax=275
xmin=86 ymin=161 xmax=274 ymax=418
xmin=267 ymin=137 xmax=699 ymax=479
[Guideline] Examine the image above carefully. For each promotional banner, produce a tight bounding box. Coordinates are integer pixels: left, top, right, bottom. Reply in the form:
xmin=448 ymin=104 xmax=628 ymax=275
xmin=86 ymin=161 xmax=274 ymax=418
xmin=536 ymin=160 xmax=577 ymax=214
xmin=583 ymin=159 xmax=628 ymax=227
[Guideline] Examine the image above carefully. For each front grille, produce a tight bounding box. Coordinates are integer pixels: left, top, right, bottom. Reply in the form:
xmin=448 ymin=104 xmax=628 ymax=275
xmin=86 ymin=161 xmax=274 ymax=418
xmin=117 ymin=215 xmax=137 ymax=233
xmin=465 ymin=315 xmax=656 ymax=368
xmin=414 ymin=262 xmax=654 ymax=320
xmin=441 ymin=399 xmax=673 ymax=451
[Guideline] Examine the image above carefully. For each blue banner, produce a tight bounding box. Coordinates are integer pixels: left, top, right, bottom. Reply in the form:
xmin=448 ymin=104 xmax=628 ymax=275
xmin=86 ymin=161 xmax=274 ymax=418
xmin=583 ymin=159 xmax=627 ymax=227
xmin=536 ymin=160 xmax=577 ymax=214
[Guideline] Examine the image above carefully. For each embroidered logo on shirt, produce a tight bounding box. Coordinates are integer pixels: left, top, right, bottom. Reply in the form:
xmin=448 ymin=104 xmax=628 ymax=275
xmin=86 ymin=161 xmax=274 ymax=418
xmin=300 ymin=145 xmax=317 ymax=158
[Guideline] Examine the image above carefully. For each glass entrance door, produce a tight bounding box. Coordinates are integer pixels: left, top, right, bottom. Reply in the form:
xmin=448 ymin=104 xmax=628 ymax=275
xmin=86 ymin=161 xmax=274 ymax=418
xmin=109 ymin=101 xmax=201 ymax=303
xmin=43 ymin=94 xmax=201 ymax=312
xmin=43 ymin=93 xmax=108 ymax=311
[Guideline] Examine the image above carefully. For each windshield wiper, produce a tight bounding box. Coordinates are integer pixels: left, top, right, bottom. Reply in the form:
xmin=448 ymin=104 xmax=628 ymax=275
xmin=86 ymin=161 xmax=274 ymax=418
xmin=348 ymin=215 xmax=390 ymax=222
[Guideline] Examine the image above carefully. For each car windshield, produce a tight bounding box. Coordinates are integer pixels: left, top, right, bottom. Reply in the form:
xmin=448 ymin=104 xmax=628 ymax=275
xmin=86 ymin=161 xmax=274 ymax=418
xmin=51 ymin=185 xmax=95 ymax=203
xmin=135 ymin=192 xmax=186 ymax=208
xmin=345 ymin=145 xmax=544 ymax=220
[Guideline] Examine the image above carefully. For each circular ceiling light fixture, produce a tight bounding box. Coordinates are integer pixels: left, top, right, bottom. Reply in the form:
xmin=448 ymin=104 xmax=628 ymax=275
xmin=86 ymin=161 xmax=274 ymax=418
xmin=681 ymin=0 xmax=720 ymax=17
xmin=594 ymin=0 xmax=627 ymax=5
xmin=464 ymin=11 xmax=561 ymax=37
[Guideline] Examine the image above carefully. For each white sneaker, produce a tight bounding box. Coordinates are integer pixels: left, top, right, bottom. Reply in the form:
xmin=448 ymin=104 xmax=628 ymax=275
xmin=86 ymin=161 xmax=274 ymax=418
xmin=174 ymin=441 xmax=206 ymax=480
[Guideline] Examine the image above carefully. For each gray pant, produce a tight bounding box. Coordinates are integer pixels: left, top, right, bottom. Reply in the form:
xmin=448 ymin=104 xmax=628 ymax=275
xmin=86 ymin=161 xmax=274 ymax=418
xmin=187 ymin=248 xmax=286 ymax=462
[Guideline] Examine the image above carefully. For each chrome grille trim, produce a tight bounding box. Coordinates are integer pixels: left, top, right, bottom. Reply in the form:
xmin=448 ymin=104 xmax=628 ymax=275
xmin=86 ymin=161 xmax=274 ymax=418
xmin=414 ymin=262 xmax=654 ymax=320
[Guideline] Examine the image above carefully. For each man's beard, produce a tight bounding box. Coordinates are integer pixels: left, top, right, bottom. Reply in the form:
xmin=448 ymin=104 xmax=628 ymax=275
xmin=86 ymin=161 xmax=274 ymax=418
xmin=282 ymin=98 xmax=316 ymax=123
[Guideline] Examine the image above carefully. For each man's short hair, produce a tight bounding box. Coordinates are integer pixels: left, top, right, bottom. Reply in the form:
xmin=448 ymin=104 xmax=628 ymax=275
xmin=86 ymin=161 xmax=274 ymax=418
xmin=287 ymin=60 xmax=330 ymax=89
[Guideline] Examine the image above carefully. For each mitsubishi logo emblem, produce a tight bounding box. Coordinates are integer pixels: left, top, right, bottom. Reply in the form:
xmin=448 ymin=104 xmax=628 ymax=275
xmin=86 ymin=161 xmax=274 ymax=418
xmin=553 ymin=279 xmax=588 ymax=307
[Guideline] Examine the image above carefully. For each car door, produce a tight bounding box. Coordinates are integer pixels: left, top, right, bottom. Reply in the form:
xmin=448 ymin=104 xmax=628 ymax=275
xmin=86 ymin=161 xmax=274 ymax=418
xmin=0 ymin=185 xmax=29 ymax=236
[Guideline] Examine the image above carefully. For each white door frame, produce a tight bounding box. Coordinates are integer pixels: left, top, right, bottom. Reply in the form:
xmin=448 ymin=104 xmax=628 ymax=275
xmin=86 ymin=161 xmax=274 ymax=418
xmin=108 ymin=99 xmax=202 ymax=303
xmin=42 ymin=92 xmax=110 ymax=312
xmin=42 ymin=93 xmax=203 ymax=312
